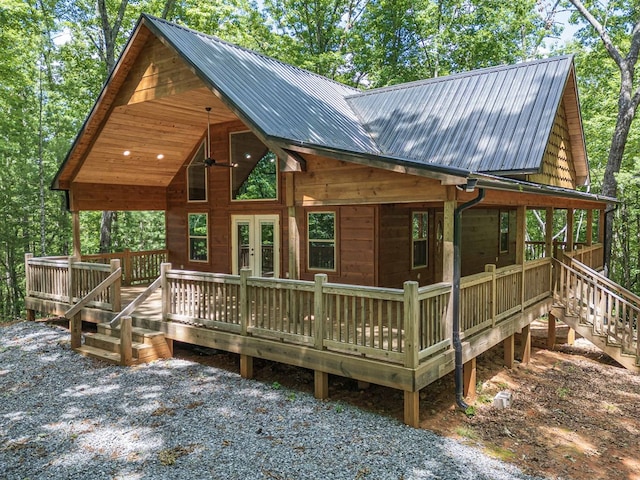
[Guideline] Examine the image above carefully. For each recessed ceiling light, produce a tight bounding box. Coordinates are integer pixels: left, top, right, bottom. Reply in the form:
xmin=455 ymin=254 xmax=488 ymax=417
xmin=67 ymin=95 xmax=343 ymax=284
xmin=123 ymin=150 xmax=131 ymax=156
xmin=157 ymin=154 xmax=164 ymax=160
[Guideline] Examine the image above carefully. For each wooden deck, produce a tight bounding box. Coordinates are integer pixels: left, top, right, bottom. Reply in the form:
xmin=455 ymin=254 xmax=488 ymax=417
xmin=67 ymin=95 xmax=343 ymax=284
xmin=24 ymin=249 xmax=571 ymax=426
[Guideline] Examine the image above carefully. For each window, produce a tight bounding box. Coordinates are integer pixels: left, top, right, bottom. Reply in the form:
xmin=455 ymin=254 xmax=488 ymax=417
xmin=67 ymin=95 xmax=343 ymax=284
xmin=412 ymin=212 xmax=429 ymax=268
xmin=188 ymin=213 xmax=208 ymax=262
xmin=187 ymin=141 xmax=207 ymax=202
xmin=230 ymin=131 xmax=277 ymax=200
xmin=499 ymin=211 xmax=510 ymax=253
xmin=308 ymin=212 xmax=335 ymax=271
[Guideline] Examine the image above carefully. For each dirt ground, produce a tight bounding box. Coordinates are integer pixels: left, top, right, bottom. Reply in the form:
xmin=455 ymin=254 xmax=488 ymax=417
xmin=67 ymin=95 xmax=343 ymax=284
xmin=173 ymin=326 xmax=640 ymax=480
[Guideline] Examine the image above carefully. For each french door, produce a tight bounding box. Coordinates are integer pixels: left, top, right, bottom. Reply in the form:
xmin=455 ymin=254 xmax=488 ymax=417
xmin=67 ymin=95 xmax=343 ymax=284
xmin=231 ymin=214 xmax=280 ymax=277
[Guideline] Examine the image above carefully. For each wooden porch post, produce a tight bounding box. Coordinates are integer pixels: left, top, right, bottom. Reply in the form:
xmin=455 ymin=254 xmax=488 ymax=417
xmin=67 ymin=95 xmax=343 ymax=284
xmin=404 ymin=391 xmax=420 ymax=428
xmin=566 ymin=208 xmax=574 ymax=251
xmin=520 ymin=324 xmax=531 ymax=364
xmin=463 ymin=357 xmax=477 ymax=399
xmin=598 ymin=208 xmax=605 ymax=244
xmin=443 ymin=195 xmax=456 ymax=345
xmin=504 ymin=334 xmax=515 ymax=369
xmin=285 ymin=173 xmax=300 ymax=280
xmin=516 ymin=206 xmax=526 ymax=265
xmin=72 ymin=211 xmax=81 ymax=259
xmin=586 ymin=210 xmax=593 ymax=246
xmin=160 ymin=262 xmax=172 ymax=320
xmin=545 ymin=208 xmax=554 ymax=258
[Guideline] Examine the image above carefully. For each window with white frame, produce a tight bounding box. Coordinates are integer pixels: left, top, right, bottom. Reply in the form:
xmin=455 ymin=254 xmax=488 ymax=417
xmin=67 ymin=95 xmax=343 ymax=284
xmin=188 ymin=213 xmax=208 ymax=262
xmin=187 ymin=141 xmax=207 ymax=202
xmin=412 ymin=212 xmax=428 ymax=268
xmin=308 ymin=212 xmax=335 ymax=271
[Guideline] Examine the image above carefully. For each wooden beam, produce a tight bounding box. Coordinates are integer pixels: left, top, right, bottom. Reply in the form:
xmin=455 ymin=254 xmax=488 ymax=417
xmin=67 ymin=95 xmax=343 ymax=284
xmin=547 ymin=312 xmax=556 ymax=349
xmin=463 ymin=357 xmax=477 ymax=400
xmin=566 ymin=208 xmax=574 ymax=251
xmin=72 ymin=211 xmax=81 ymax=258
xmin=504 ymin=334 xmax=515 ymax=369
xmin=240 ymin=354 xmax=254 ymax=378
xmin=314 ymin=371 xmax=329 ymax=399
xmin=516 ymin=205 xmax=526 ymax=265
xmin=403 ymin=390 xmax=420 ymax=428
xmin=520 ymin=324 xmax=531 ymax=365
xmin=545 ymin=208 xmax=554 ymax=258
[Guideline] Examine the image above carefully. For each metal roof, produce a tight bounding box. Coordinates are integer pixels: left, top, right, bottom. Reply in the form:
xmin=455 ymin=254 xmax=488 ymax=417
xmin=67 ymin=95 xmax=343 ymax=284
xmin=144 ymin=15 xmax=381 ymax=156
xmin=346 ymin=56 xmax=574 ymax=174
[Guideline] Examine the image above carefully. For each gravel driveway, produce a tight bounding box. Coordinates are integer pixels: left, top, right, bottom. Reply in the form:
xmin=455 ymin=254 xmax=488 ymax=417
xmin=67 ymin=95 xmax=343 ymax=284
xmin=0 ymin=321 xmax=544 ymax=480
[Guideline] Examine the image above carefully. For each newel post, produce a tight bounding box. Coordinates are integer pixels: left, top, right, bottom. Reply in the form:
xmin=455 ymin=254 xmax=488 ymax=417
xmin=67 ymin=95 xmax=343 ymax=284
xmin=120 ymin=315 xmax=133 ymax=366
xmin=239 ymin=268 xmax=253 ymax=379
xmin=485 ymin=264 xmax=497 ymax=327
xmin=403 ymin=281 xmax=420 ymax=369
xmin=313 ymin=274 xmax=327 ymax=350
xmin=160 ymin=262 xmax=171 ymax=321
xmin=110 ymin=259 xmax=121 ymax=312
xmin=68 ymin=256 xmax=78 ymax=304
xmin=25 ymin=253 xmax=35 ymax=321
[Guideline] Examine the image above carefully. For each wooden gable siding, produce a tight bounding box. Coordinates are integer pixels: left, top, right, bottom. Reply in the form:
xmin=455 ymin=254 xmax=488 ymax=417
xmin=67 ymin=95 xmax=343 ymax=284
xmin=377 ymin=204 xmax=437 ymax=288
xmin=460 ymin=208 xmax=517 ymax=276
xmin=528 ymin=101 xmax=577 ymax=189
xmin=70 ymin=183 xmax=167 ymax=211
xmin=295 ymin=155 xmax=447 ymax=206
xmin=165 ymin=120 xmax=288 ymax=274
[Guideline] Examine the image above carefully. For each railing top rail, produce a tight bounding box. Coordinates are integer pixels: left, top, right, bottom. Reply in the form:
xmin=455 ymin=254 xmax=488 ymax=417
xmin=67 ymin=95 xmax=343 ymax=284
xmin=129 ymin=249 xmax=168 ymax=257
xmin=461 ymin=271 xmax=492 ymax=288
xmin=73 ymin=262 xmax=112 ymax=272
xmin=524 ymin=257 xmax=552 ymax=269
xmin=28 ymin=257 xmax=69 ymax=267
xmin=247 ymin=276 xmax=314 ymax=289
xmin=495 ymin=264 xmax=523 ymax=276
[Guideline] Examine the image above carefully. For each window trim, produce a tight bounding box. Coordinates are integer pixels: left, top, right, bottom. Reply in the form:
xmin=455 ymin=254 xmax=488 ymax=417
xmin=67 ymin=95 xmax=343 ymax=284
xmin=229 ymin=129 xmax=279 ymax=202
xmin=187 ymin=212 xmax=209 ymax=263
xmin=411 ymin=211 xmax=429 ymax=269
xmin=307 ymin=210 xmax=337 ymax=272
xmin=499 ymin=210 xmax=510 ymax=254
xmin=187 ymin=140 xmax=208 ymax=203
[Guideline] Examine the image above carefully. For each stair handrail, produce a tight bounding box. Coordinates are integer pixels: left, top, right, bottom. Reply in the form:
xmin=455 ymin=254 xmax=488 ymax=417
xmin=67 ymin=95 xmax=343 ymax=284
xmin=64 ymin=268 xmax=122 ymax=319
xmin=109 ymin=274 xmax=162 ymax=329
xmin=565 ymin=255 xmax=640 ymax=308
xmin=554 ymin=258 xmax=640 ymax=353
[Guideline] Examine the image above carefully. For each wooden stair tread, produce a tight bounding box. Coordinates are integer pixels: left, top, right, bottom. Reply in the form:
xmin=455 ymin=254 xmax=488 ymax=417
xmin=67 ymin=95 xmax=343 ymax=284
xmin=98 ymin=324 xmax=165 ymax=338
xmin=75 ymin=345 xmax=122 ymax=364
xmin=84 ymin=332 xmax=156 ymax=352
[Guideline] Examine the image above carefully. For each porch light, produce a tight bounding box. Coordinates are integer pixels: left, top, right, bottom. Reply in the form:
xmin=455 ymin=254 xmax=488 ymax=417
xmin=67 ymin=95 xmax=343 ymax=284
xmin=123 ymin=150 xmax=131 ymax=156
xmin=157 ymin=154 xmax=164 ymax=160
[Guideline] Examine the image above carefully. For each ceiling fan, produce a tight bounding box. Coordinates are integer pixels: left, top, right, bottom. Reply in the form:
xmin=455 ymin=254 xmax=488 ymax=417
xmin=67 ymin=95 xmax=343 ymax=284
xmin=203 ymin=107 xmax=236 ymax=168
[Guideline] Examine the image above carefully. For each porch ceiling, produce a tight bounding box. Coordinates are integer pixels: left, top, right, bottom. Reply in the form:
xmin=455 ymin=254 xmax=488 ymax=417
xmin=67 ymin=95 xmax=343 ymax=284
xmin=72 ymin=87 xmax=237 ymax=187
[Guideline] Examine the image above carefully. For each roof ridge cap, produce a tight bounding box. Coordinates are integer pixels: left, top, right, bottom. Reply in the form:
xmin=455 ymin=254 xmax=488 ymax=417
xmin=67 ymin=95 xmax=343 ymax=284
xmin=142 ymin=13 xmax=361 ymax=94
xmin=347 ymin=55 xmax=574 ymax=100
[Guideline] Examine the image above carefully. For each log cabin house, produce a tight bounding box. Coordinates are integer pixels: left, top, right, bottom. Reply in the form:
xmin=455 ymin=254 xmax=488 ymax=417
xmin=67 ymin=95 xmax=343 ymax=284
xmin=26 ymin=14 xmax=640 ymax=427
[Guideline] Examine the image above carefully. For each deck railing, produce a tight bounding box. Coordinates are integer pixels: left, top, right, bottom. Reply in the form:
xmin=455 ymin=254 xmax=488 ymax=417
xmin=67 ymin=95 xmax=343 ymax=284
xmin=81 ymin=249 xmax=167 ymax=285
xmin=556 ymin=257 xmax=639 ymax=358
xmin=459 ymin=258 xmax=553 ymax=338
xmin=564 ymin=243 xmax=604 ymax=271
xmin=25 ymin=254 xmax=121 ymax=312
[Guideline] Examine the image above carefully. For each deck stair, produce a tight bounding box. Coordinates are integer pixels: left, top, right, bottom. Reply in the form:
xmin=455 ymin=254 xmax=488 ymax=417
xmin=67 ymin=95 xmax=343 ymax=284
xmin=553 ymin=256 xmax=640 ymax=372
xmin=75 ymin=323 xmax=171 ymax=365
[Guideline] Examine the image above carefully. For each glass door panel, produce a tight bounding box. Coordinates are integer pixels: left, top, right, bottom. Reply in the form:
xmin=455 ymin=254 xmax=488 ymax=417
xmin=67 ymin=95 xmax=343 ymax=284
xmin=232 ymin=215 xmax=279 ymax=277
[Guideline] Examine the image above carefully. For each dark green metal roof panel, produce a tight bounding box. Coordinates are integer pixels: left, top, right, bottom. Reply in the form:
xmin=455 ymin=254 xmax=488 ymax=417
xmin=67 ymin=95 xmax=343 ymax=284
xmin=347 ymin=56 xmax=573 ymax=174
xmin=143 ymin=15 xmax=381 ymax=156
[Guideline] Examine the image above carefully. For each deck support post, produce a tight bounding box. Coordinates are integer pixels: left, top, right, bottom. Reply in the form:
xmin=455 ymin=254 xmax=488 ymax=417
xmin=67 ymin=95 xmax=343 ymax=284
xmin=504 ymin=334 xmax=515 ymax=369
xmin=120 ymin=315 xmax=133 ymax=366
xmin=403 ymin=390 xmax=420 ymax=428
xmin=70 ymin=312 xmax=82 ymax=349
xmin=545 ymin=208 xmax=554 ymax=258
xmin=547 ymin=312 xmax=557 ymax=349
xmin=314 ymin=371 xmax=329 ymax=399
xmin=240 ymin=355 xmax=254 ymax=379
xmin=165 ymin=338 xmax=174 ymax=357
xmin=463 ymin=357 xmax=477 ymax=400
xmin=520 ymin=324 xmax=531 ymax=365
xmin=566 ymin=326 xmax=576 ymax=345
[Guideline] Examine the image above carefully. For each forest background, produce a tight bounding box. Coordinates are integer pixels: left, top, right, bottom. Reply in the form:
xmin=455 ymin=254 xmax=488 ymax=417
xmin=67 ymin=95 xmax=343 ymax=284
xmin=1 ymin=0 xmax=639 ymax=322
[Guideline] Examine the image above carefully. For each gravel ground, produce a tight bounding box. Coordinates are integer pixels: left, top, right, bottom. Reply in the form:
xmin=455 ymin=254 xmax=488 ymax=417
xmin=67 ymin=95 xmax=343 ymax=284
xmin=0 ymin=321 xmax=545 ymax=480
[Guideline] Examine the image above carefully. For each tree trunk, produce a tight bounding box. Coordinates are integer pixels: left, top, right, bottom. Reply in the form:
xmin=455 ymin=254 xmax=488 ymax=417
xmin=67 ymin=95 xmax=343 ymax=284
xmin=100 ymin=210 xmax=113 ymax=254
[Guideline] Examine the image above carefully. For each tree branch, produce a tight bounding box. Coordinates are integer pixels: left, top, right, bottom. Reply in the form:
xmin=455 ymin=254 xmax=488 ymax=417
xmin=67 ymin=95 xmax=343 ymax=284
xmin=568 ymin=0 xmax=624 ymax=68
